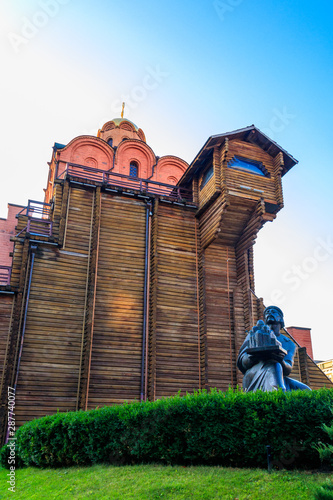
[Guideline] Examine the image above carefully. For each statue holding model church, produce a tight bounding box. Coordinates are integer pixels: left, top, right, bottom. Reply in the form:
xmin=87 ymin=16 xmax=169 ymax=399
xmin=237 ymin=306 xmax=311 ymax=392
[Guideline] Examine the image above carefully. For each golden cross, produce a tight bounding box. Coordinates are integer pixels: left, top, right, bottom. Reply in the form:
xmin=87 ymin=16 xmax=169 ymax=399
xmin=121 ymin=102 xmax=125 ymax=118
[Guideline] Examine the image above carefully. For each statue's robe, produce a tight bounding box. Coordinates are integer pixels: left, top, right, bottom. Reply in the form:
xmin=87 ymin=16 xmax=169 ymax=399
xmin=237 ymin=332 xmax=311 ymax=392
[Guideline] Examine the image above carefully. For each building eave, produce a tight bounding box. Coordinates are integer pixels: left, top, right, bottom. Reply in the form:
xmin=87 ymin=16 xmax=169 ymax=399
xmin=179 ymin=125 xmax=298 ymax=186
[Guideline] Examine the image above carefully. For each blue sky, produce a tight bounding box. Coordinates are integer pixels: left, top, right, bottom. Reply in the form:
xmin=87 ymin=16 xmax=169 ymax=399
xmin=1 ymin=0 xmax=333 ymax=359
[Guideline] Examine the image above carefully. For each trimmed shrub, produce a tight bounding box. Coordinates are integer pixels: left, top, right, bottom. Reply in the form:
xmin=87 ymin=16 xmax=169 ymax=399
xmin=1 ymin=388 xmax=332 ymax=469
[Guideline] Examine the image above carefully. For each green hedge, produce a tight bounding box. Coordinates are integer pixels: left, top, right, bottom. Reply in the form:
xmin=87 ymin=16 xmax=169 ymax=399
xmin=316 ymin=418 xmax=333 ymax=469
xmin=1 ymin=389 xmax=333 ymax=469
xmin=314 ymin=480 xmax=333 ymax=500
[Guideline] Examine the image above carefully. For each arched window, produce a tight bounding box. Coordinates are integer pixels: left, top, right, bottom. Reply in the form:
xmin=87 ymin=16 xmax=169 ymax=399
xmin=107 ymin=138 xmax=113 ymax=147
xmin=200 ymin=164 xmax=214 ymax=190
xmin=228 ymin=156 xmax=268 ymax=176
xmin=129 ymin=161 xmax=139 ymax=178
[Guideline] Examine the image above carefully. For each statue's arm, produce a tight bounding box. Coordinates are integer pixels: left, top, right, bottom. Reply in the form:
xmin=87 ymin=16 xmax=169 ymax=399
xmin=240 ymin=352 xmax=256 ymax=371
xmin=279 ymin=337 xmax=296 ymax=376
xmin=237 ymin=335 xmax=257 ymax=374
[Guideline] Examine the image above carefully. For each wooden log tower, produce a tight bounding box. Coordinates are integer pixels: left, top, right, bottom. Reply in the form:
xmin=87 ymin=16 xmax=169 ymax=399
xmin=0 ymin=120 xmax=331 ymax=445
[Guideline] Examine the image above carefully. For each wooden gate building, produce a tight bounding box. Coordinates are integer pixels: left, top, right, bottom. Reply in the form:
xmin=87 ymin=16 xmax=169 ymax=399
xmin=0 ymin=118 xmax=331 ymax=443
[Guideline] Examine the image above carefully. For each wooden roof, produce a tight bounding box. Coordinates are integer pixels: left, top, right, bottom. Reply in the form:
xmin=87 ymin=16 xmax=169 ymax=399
xmin=179 ymin=125 xmax=298 ymax=186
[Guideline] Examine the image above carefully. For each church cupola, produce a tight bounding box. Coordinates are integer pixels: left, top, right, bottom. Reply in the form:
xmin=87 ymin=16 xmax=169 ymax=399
xmin=98 ymin=118 xmax=146 ymax=147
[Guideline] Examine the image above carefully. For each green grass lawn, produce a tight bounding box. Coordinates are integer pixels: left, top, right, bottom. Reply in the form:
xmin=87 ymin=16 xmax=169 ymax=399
xmin=0 ymin=464 xmax=330 ymax=500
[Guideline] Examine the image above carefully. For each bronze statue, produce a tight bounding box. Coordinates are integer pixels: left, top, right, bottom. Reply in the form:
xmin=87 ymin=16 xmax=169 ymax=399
xmin=237 ymin=306 xmax=311 ymax=392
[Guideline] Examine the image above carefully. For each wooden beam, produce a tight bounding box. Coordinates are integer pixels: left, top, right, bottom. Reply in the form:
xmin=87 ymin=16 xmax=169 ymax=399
xmin=298 ymin=347 xmax=310 ymax=386
xmin=148 ymin=199 xmax=159 ymax=401
xmin=78 ymin=187 xmax=101 ymax=411
xmin=58 ymin=180 xmax=70 ymax=247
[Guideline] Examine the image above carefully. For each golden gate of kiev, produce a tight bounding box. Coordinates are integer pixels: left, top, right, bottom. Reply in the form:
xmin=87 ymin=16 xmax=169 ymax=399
xmin=0 ymin=117 xmax=331 ymax=444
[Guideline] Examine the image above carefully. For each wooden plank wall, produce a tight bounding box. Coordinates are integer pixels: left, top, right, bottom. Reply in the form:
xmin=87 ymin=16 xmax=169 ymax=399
xmin=0 ymin=295 xmax=13 ymax=391
xmin=291 ymin=349 xmax=302 ymax=382
xmin=14 ymin=186 xmax=93 ymax=426
xmin=217 ymin=198 xmax=258 ymax=247
xmin=198 ymin=196 xmax=228 ymax=250
xmin=0 ymin=240 xmax=30 ymax=442
xmin=0 ymin=294 xmax=14 ymax=442
xmin=272 ymin=152 xmax=284 ymax=208
xmin=204 ymin=241 xmax=238 ymax=390
xmin=306 ymin=357 xmax=333 ymax=388
xmin=50 ymin=181 xmax=64 ymax=239
xmin=149 ymin=203 xmax=199 ymax=398
xmin=87 ymin=194 xmax=146 ymax=407
xmin=198 ymin=165 xmax=216 ymax=208
xmin=196 ymin=143 xmax=226 ymax=214
xmin=226 ymin=140 xmax=277 ymax=203
xmin=149 ymin=200 xmax=159 ymax=400
xmin=197 ymin=224 xmax=206 ymax=391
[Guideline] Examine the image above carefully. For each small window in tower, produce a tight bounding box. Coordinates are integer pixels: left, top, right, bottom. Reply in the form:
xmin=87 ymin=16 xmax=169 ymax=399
xmin=200 ymin=164 xmax=214 ymax=190
xmin=228 ymin=156 xmax=268 ymax=176
xmin=107 ymin=138 xmax=113 ymax=147
xmin=129 ymin=161 xmax=139 ymax=178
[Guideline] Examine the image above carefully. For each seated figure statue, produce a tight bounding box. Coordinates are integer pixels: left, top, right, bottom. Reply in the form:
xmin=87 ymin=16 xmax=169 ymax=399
xmin=237 ymin=306 xmax=311 ymax=392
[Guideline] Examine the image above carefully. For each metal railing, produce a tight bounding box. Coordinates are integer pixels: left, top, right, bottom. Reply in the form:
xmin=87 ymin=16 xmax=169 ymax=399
xmin=0 ymin=266 xmax=11 ymax=285
xmin=16 ymin=200 xmax=53 ymax=238
xmin=57 ymin=163 xmax=193 ymax=203
xmin=17 ymin=200 xmax=52 ymax=219
xmin=26 ymin=218 xmax=53 ymax=237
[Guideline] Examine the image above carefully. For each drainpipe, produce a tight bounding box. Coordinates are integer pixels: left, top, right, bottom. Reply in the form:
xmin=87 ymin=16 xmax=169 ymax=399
xmin=55 ymin=160 xmax=59 ymax=181
xmin=147 ymin=157 xmax=159 ymax=180
xmin=110 ymin=146 xmax=117 ymax=172
xmin=104 ymin=147 xmax=117 ymax=184
xmin=141 ymin=202 xmax=152 ymax=402
xmin=5 ymin=244 xmax=37 ymax=444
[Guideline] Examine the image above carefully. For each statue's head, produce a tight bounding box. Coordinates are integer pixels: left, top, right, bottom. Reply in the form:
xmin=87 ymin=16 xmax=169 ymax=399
xmin=264 ymin=306 xmax=285 ymax=328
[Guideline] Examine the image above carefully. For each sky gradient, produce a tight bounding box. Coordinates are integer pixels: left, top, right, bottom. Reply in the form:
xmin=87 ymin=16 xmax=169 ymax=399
xmin=1 ymin=0 xmax=333 ymax=359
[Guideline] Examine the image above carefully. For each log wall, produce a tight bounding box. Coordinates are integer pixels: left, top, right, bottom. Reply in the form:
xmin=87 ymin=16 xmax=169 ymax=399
xmin=13 ymin=186 xmax=93 ymax=426
xmin=198 ymin=166 xmax=216 ymax=208
xmin=0 ymin=295 xmax=13 ymax=392
xmin=87 ymin=194 xmax=147 ymax=407
xmin=226 ymin=140 xmax=277 ymax=203
xmin=204 ymin=242 xmax=238 ymax=390
xmin=149 ymin=203 xmax=199 ymax=398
